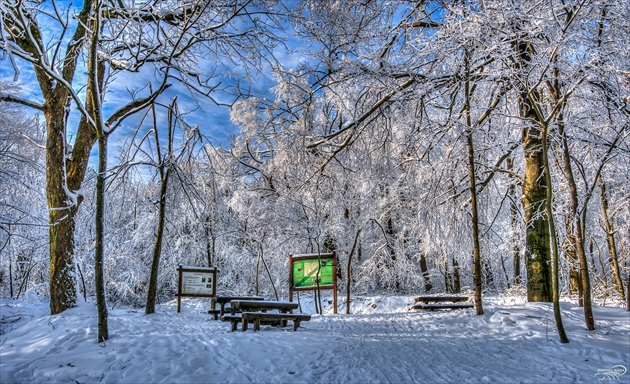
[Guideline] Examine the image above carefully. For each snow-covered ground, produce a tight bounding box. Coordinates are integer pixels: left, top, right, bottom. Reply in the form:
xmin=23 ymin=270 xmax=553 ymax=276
xmin=1 ymin=294 xmax=628 ymax=383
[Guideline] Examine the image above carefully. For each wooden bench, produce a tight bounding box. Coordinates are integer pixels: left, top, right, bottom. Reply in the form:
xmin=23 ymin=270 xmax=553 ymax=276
xmin=221 ymin=312 xmax=311 ymax=332
xmin=242 ymin=312 xmax=312 ymax=332
xmin=229 ymin=300 xmax=298 ymax=315
xmin=412 ymin=296 xmax=473 ymax=311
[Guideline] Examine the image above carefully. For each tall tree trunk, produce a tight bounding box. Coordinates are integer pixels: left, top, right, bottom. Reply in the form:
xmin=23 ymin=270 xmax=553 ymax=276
xmin=464 ymin=49 xmax=483 ymax=315
xmin=46 ymin=110 xmax=79 ymax=315
xmin=444 ymin=257 xmax=452 ymax=293
xmin=94 ymin=135 xmax=109 ymax=342
xmin=419 ymin=249 xmax=432 ymax=293
xmin=452 ymin=258 xmax=461 ymax=294
xmin=385 ymin=217 xmax=401 ymax=291
xmin=514 ymin=37 xmax=552 ymax=302
xmin=599 ymin=180 xmax=625 ymax=300
xmin=521 ymin=108 xmax=552 ymax=302
xmin=346 ymin=229 xmax=361 ymax=315
xmin=145 ymin=100 xmax=174 ymax=315
xmin=558 ymin=113 xmax=595 ymax=331
xmin=145 ymin=174 xmax=169 ymax=315
xmin=541 ymin=121 xmax=570 ymax=343
xmin=90 ymin=0 xmax=108 ymax=342
xmin=506 ymin=157 xmax=522 ymax=286
xmin=205 ymin=215 xmax=216 ymax=268
xmin=564 ymin=227 xmax=583 ymax=305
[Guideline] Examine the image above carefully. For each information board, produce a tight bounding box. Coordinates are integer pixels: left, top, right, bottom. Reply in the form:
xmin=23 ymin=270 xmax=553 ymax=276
xmin=292 ymin=257 xmax=334 ymax=288
xmin=289 ymin=252 xmax=338 ymax=314
xmin=181 ymin=270 xmax=215 ymax=295
xmin=177 ymin=265 xmax=217 ymax=313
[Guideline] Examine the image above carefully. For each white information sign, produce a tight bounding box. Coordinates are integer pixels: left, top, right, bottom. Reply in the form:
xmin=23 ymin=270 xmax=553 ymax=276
xmin=181 ymin=271 xmax=215 ymax=295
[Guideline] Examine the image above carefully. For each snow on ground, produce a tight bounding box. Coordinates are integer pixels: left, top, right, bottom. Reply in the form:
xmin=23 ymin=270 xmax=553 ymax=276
xmin=1 ymin=294 xmax=628 ymax=383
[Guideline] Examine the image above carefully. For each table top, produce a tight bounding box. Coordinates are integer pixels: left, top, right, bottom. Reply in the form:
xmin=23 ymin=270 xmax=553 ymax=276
xmin=230 ymin=300 xmax=298 ymax=310
xmin=212 ymin=296 xmax=264 ymax=304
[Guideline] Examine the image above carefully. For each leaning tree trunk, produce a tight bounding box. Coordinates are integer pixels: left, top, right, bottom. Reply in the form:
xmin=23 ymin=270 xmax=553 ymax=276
xmin=145 ymin=99 xmax=174 ymax=315
xmin=541 ymin=121 xmax=569 ymax=343
xmin=599 ymin=180 xmax=625 ymax=300
xmin=559 ymin=113 xmax=595 ymax=331
xmin=145 ymin=173 xmax=169 ymax=315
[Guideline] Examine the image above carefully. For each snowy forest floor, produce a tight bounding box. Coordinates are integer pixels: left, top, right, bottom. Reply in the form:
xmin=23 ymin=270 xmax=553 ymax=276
xmin=1 ymin=294 xmax=628 ymax=384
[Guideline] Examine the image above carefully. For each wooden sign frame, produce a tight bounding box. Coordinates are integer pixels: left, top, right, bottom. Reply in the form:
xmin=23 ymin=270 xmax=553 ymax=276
xmin=289 ymin=252 xmax=338 ymax=314
xmin=177 ymin=265 xmax=218 ymax=313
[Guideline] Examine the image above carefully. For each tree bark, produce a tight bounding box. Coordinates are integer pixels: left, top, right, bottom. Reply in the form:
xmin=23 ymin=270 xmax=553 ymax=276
xmin=564 ymin=228 xmax=583 ymax=305
xmin=520 ymin=102 xmax=552 ymax=303
xmin=541 ymin=121 xmax=569 ymax=343
xmin=419 ymin=250 xmax=432 ymax=293
xmin=95 ymin=135 xmax=109 ymax=341
xmin=599 ymin=180 xmax=625 ymax=300
xmin=46 ymin=109 xmax=80 ymax=314
xmin=513 ymin=36 xmax=552 ymax=302
xmin=558 ymin=112 xmax=595 ymax=330
xmin=346 ymin=229 xmax=361 ymax=315
xmin=145 ymin=101 xmax=174 ymax=315
xmin=464 ymin=49 xmax=483 ymax=315
xmin=145 ymin=173 xmax=169 ymax=315
xmin=506 ymin=157 xmax=522 ymax=287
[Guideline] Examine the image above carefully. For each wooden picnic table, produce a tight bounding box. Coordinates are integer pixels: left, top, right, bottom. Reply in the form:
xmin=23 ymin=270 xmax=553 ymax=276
xmin=209 ymin=296 xmax=264 ymax=320
xmin=229 ymin=300 xmax=298 ymax=315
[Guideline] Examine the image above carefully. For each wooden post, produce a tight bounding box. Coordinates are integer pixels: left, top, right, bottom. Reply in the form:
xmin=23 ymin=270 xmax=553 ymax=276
xmin=289 ymin=254 xmax=294 ymax=303
xmin=177 ymin=265 xmax=183 ymax=313
xmin=333 ymin=251 xmax=338 ymax=314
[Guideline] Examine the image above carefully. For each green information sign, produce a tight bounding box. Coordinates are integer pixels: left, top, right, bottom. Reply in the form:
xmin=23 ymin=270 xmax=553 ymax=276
xmin=289 ymin=252 xmax=338 ymax=314
xmin=292 ymin=258 xmax=334 ymax=288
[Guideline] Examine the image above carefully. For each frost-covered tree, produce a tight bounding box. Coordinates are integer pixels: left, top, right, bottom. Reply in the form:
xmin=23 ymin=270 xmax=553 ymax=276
xmin=1 ymin=0 xmax=288 ymax=314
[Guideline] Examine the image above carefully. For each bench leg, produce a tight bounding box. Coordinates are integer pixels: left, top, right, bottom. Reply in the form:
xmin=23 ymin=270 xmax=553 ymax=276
xmin=293 ymin=320 xmax=300 ymax=331
xmin=230 ymin=320 xmax=238 ymax=332
xmin=254 ymin=319 xmax=261 ymax=332
xmin=241 ymin=318 xmax=248 ymax=332
xmin=280 ymin=319 xmax=287 ymax=328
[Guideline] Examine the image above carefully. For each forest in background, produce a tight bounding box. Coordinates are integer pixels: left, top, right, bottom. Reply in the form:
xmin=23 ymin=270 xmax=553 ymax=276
xmin=1 ymin=0 xmax=629 ymax=342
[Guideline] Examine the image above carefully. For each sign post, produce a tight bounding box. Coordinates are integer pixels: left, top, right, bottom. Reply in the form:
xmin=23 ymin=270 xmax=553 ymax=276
xmin=289 ymin=252 xmax=338 ymax=314
xmin=177 ymin=265 xmax=218 ymax=313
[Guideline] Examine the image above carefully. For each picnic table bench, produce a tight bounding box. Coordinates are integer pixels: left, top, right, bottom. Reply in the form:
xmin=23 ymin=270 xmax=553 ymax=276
xmin=220 ymin=312 xmax=312 ymax=332
xmin=208 ymin=296 xmax=264 ymax=320
xmin=229 ymin=300 xmax=298 ymax=315
xmin=412 ymin=295 xmax=474 ymax=311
